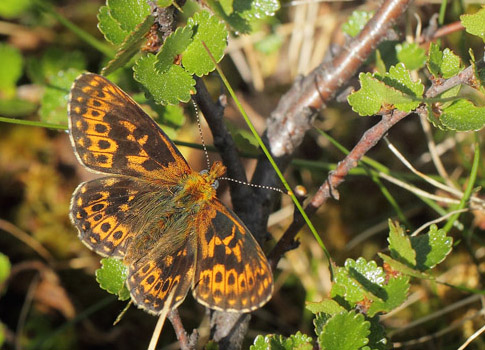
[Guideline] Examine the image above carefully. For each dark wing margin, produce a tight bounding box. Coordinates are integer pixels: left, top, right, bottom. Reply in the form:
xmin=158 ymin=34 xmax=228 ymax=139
xmin=68 ymin=73 xmax=190 ymax=179
xmin=192 ymin=201 xmax=274 ymax=312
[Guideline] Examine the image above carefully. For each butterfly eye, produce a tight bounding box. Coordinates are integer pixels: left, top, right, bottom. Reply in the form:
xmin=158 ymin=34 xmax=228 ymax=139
xmin=212 ymin=180 xmax=219 ymax=189
xmin=200 ymin=169 xmax=209 ymax=175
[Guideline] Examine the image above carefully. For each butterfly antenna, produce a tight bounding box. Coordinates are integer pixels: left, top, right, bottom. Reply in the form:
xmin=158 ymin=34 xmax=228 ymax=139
xmin=218 ymin=176 xmax=287 ymax=194
xmin=192 ymin=100 xmax=211 ymax=170
xmin=192 ymin=101 xmax=286 ymax=195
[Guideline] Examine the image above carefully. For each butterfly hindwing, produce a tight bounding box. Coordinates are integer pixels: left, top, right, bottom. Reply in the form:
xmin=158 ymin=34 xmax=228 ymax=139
xmin=192 ymin=201 xmax=274 ymax=312
xmin=70 ymin=176 xmax=166 ymax=258
xmin=127 ymin=237 xmax=196 ymax=314
xmin=68 ymin=73 xmax=190 ymax=179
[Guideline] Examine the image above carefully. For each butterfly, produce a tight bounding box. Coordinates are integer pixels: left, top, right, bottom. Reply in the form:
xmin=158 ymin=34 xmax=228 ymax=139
xmin=68 ymin=73 xmax=273 ymax=314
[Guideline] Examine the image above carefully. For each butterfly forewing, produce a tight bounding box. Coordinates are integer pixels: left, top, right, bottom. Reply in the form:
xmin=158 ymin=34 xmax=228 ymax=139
xmin=68 ymin=73 xmax=190 ymax=179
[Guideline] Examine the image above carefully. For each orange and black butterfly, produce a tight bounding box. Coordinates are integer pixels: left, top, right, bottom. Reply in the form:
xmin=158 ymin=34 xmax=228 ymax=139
xmin=68 ymin=73 xmax=273 ymax=314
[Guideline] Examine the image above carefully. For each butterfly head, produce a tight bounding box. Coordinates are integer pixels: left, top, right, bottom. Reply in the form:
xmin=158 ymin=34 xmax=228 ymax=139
xmin=199 ymin=161 xmax=226 ymax=184
xmin=182 ymin=161 xmax=226 ymax=204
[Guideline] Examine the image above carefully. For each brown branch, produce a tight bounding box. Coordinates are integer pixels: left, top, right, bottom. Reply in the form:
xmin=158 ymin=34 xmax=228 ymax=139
xmin=193 ymin=77 xmax=253 ymax=213
xmin=265 ymin=0 xmax=413 ymax=158
xmin=268 ymin=111 xmax=408 ymax=266
xmin=425 ymin=62 xmax=481 ymax=98
xmin=168 ymin=309 xmax=195 ymax=350
xmin=210 ymin=311 xmax=250 ymax=350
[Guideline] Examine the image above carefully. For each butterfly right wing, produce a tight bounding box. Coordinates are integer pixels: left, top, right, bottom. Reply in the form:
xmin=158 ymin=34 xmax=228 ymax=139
xmin=68 ymin=73 xmax=191 ymax=180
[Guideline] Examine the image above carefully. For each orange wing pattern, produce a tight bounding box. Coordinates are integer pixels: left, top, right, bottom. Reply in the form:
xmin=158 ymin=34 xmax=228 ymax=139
xmin=193 ymin=201 xmax=273 ymax=312
xmin=127 ymin=242 xmax=196 ymax=314
xmin=68 ymin=73 xmax=274 ymax=315
xmin=68 ymin=73 xmax=190 ymax=179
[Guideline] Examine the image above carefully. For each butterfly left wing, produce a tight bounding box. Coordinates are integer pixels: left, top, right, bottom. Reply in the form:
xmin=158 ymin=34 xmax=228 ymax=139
xmin=192 ymin=201 xmax=273 ymax=312
xmin=68 ymin=73 xmax=190 ymax=180
xmin=126 ymin=231 xmax=196 ymax=314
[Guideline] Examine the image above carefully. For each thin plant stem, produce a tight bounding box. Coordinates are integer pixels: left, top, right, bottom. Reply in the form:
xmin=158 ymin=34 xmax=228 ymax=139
xmin=443 ymin=133 xmax=480 ymax=232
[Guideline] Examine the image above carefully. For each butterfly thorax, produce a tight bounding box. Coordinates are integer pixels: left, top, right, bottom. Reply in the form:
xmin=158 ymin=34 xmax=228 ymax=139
xmin=176 ymin=161 xmax=226 ymax=208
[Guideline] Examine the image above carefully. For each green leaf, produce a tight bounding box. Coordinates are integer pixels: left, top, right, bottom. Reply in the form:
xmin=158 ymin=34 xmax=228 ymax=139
xmin=374 ymin=49 xmax=386 ymax=75
xmin=318 ymin=311 xmax=370 ymax=350
xmin=205 ymin=340 xmax=219 ymax=350
xmin=98 ymin=0 xmax=151 ymax=45
xmin=0 ymin=98 xmax=37 ymax=117
xmin=381 ymin=63 xmax=424 ymax=100
xmin=367 ymin=275 xmax=410 ymax=316
xmin=250 ymin=332 xmax=313 ymax=350
xmin=331 ymin=258 xmax=386 ymax=303
xmin=427 ymin=43 xmax=463 ymax=79
xmin=0 ymin=0 xmax=32 ymax=18
xmin=425 ymin=85 xmax=461 ymax=129
xmin=396 ymin=42 xmax=426 ymax=70
xmin=306 ymin=299 xmax=345 ymax=315
xmin=220 ymin=0 xmax=234 ymax=15
xmin=40 ymin=68 xmax=84 ymax=125
xmin=388 ymin=220 xmax=416 ymax=267
xmin=0 ymin=253 xmax=11 ymax=285
xmin=208 ymin=0 xmax=279 ymax=34
xmin=154 ymin=104 xmax=185 ymax=128
xmin=0 ymin=43 xmax=23 ymax=98
xmin=101 ymin=14 xmax=155 ymax=75
xmin=342 ymin=10 xmax=374 ymax=37
xmin=107 ymin=0 xmax=151 ymax=32
xmin=207 ymin=0 xmax=250 ymax=33
xmin=411 ymin=224 xmax=453 ymax=270
xmin=254 ymin=33 xmax=283 ymax=54
xmin=156 ymin=0 xmax=173 ymax=7
xmin=314 ymin=313 xmax=333 ymax=336
xmin=378 ymin=253 xmax=431 ymax=279
xmin=348 ymin=63 xmax=423 ymax=116
xmin=440 ymin=49 xmax=464 ymax=78
xmin=98 ymin=5 xmax=127 ymax=45
xmin=427 ymin=42 xmax=441 ymax=78
xmin=251 ymin=335 xmax=268 ymax=350
xmin=155 ymin=26 xmax=194 ymax=73
xmin=366 ymin=317 xmax=389 ymax=350
xmin=348 ymin=73 xmax=403 ymax=116
xmin=27 ymin=47 xmax=86 ymax=84
xmin=439 ymin=98 xmax=485 ymax=131
xmin=226 ymin=123 xmax=260 ymax=155
xmin=234 ymin=0 xmax=280 ymax=22
xmin=470 ymin=50 xmax=485 ymax=90
xmin=288 ymin=332 xmax=313 ymax=350
xmin=461 ymin=7 xmax=485 ymax=42
xmin=0 ymin=322 xmax=4 ymax=348
xmin=134 ymin=54 xmax=195 ymax=105
xmin=183 ymin=11 xmax=228 ymax=77
xmin=331 ymin=256 xmax=411 ymax=316
xmin=95 ymin=258 xmax=130 ymax=300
